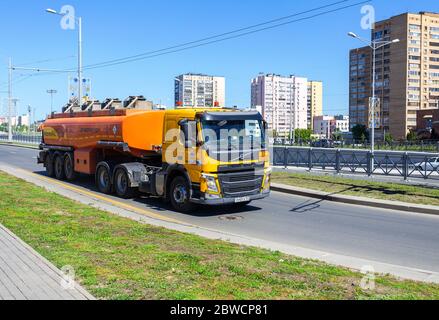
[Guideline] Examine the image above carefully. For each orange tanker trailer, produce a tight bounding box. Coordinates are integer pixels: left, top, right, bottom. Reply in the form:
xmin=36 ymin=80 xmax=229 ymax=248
xmin=38 ymin=107 xmax=272 ymax=213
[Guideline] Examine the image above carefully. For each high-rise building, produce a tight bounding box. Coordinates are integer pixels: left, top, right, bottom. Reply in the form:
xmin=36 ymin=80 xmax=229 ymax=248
xmin=175 ymin=73 xmax=225 ymax=108
xmin=307 ymin=81 xmax=323 ymax=130
xmin=349 ymin=12 xmax=439 ymax=139
xmin=251 ymin=74 xmax=308 ymax=137
xmin=349 ymin=46 xmax=372 ymax=130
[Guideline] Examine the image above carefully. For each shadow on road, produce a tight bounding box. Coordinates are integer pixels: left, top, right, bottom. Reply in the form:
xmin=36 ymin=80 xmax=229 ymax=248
xmin=290 ymin=186 xmax=357 ymax=214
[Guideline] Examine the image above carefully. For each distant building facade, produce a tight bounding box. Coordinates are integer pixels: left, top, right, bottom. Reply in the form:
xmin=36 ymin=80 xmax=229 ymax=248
xmin=314 ymin=115 xmax=350 ymax=139
xmin=349 ymin=46 xmax=372 ymax=130
xmin=349 ymin=12 xmax=439 ymax=139
xmin=251 ymin=74 xmax=308 ymax=137
xmin=307 ymin=81 xmax=323 ymax=130
xmin=175 ymin=73 xmax=225 ymax=108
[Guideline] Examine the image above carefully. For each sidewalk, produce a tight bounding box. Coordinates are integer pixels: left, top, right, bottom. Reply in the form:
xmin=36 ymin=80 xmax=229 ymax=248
xmin=0 ymin=224 xmax=94 ymax=300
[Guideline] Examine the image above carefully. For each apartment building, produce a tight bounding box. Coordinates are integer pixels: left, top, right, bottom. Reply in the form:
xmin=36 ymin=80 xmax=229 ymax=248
xmin=349 ymin=46 xmax=373 ymax=130
xmin=349 ymin=12 xmax=439 ymax=140
xmin=307 ymin=81 xmax=323 ymax=130
xmin=313 ymin=115 xmax=350 ymax=139
xmin=175 ymin=73 xmax=225 ymax=108
xmin=251 ymin=74 xmax=308 ymax=137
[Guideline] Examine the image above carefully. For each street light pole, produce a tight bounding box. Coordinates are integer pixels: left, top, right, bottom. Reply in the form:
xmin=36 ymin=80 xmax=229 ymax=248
xmin=371 ymin=42 xmax=377 ymax=155
xmin=78 ymin=16 xmax=83 ymax=107
xmin=8 ymin=58 xmax=12 ymax=143
xmin=348 ymin=32 xmax=399 ymax=169
xmin=47 ymin=9 xmax=83 ymax=106
xmin=47 ymin=90 xmax=57 ymax=114
xmin=289 ymin=78 xmax=296 ymax=144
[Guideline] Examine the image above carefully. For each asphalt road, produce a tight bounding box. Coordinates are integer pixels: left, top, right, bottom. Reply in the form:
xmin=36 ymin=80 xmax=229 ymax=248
xmin=1 ymin=145 xmax=439 ymax=275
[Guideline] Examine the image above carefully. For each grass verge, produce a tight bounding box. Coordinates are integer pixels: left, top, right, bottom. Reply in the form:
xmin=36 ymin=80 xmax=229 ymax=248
xmin=272 ymin=172 xmax=439 ymax=206
xmin=0 ymin=171 xmax=439 ymax=300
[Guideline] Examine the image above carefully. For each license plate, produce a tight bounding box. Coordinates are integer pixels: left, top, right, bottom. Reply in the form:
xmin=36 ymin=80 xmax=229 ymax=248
xmin=235 ymin=196 xmax=250 ymax=203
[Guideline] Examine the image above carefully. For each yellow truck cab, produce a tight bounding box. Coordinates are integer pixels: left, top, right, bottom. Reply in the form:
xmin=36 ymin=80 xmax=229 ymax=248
xmin=152 ymin=108 xmax=271 ymax=212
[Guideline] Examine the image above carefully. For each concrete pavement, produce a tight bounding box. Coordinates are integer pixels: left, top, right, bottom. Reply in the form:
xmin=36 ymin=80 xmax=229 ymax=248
xmin=0 ymin=224 xmax=94 ymax=300
xmin=1 ymin=145 xmax=439 ymax=283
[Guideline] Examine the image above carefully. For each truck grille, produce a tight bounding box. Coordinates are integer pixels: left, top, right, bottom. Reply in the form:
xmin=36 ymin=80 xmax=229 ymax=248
xmin=218 ymin=172 xmax=264 ymax=198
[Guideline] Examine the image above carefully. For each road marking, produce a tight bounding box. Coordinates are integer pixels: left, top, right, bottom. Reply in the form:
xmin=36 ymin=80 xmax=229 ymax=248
xmin=16 ymin=168 xmax=187 ymax=226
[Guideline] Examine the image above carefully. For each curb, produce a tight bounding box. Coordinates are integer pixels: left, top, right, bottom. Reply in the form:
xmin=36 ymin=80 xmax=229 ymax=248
xmin=0 ymin=142 xmax=39 ymax=150
xmin=272 ymin=183 xmax=439 ymax=216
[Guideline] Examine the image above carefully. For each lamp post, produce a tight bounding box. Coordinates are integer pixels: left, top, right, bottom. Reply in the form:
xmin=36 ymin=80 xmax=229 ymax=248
xmin=46 ymin=8 xmax=83 ymax=106
xmin=47 ymin=89 xmax=57 ymax=114
xmin=348 ymin=32 xmax=399 ymax=168
xmin=8 ymin=58 xmax=12 ymax=142
xmin=289 ymin=78 xmax=296 ymax=144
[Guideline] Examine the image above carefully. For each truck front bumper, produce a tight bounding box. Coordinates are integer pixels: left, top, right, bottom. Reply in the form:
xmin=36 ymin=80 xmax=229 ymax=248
xmin=191 ymin=191 xmax=270 ymax=206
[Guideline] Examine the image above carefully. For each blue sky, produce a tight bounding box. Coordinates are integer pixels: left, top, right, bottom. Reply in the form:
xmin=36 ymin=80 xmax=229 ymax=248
xmin=0 ymin=0 xmax=437 ymax=120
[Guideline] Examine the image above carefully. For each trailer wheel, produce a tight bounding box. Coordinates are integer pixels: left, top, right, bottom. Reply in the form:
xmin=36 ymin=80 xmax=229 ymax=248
xmin=169 ymin=176 xmax=194 ymax=213
xmin=114 ymin=169 xmax=136 ymax=199
xmin=96 ymin=165 xmax=112 ymax=194
xmin=54 ymin=153 xmax=66 ymax=180
xmin=44 ymin=153 xmax=55 ymax=178
xmin=64 ymin=153 xmax=77 ymax=181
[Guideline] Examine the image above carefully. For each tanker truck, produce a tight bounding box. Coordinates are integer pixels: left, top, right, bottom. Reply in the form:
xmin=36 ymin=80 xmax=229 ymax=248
xmin=38 ymin=107 xmax=271 ymax=213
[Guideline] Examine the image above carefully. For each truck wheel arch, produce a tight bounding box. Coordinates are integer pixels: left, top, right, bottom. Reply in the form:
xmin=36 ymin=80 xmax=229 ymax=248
xmin=165 ymin=165 xmax=192 ymax=200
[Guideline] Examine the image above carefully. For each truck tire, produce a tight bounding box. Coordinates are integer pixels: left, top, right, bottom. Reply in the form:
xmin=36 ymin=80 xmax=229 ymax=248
xmin=114 ymin=169 xmax=137 ymax=199
xmin=169 ymin=176 xmax=195 ymax=213
xmin=45 ymin=153 xmax=55 ymax=178
xmin=96 ymin=165 xmax=112 ymax=195
xmin=64 ymin=153 xmax=77 ymax=181
xmin=54 ymin=153 xmax=66 ymax=180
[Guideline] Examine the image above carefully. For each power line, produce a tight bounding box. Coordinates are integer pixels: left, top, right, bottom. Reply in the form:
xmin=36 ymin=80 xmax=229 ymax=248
xmin=84 ymin=0 xmax=370 ymax=70
xmin=15 ymin=55 xmax=76 ymax=68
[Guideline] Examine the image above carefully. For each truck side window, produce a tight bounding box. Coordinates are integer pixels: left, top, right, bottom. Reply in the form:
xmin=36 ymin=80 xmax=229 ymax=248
xmin=179 ymin=119 xmax=197 ymax=148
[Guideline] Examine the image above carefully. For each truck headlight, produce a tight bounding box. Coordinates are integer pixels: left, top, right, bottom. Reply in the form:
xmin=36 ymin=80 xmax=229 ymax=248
xmin=202 ymin=174 xmax=219 ymax=193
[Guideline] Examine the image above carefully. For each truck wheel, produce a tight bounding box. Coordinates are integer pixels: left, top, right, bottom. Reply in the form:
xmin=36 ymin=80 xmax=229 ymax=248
xmin=64 ymin=153 xmax=77 ymax=181
xmin=169 ymin=176 xmax=195 ymax=213
xmin=114 ymin=169 xmax=136 ymax=199
xmin=45 ymin=153 xmax=55 ymax=178
xmin=96 ymin=165 xmax=112 ymax=194
xmin=54 ymin=153 xmax=66 ymax=180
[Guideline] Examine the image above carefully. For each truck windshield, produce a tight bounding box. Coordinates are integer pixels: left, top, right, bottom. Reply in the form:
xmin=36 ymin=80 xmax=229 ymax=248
xmin=201 ymin=119 xmax=266 ymax=152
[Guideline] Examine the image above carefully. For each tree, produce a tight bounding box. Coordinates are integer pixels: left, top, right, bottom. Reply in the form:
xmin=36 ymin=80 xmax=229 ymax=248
xmin=384 ymin=133 xmax=393 ymax=144
xmin=294 ymin=129 xmax=312 ymax=142
xmin=352 ymin=125 xmax=369 ymax=142
xmin=407 ymin=130 xmax=418 ymax=142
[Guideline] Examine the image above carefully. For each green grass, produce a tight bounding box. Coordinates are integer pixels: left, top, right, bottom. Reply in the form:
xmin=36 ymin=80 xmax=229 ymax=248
xmin=272 ymin=172 xmax=439 ymax=206
xmin=1 ymin=171 xmax=439 ymax=300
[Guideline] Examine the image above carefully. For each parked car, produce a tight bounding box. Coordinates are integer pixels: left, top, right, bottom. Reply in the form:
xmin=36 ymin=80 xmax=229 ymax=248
xmin=415 ymin=157 xmax=439 ymax=171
